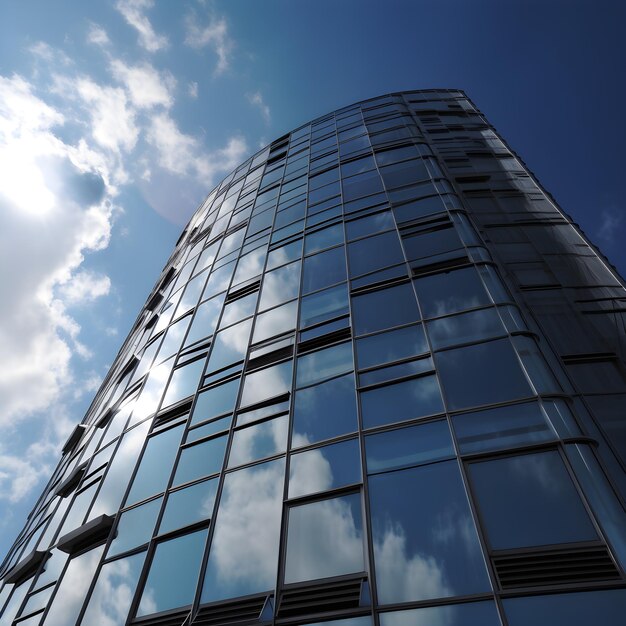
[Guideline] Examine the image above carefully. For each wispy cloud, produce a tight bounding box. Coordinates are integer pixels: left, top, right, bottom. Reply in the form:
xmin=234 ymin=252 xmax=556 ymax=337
xmin=597 ymin=207 xmax=623 ymax=245
xmin=188 ymin=81 xmax=199 ymax=99
xmin=184 ymin=12 xmax=233 ymax=75
xmin=115 ymin=0 xmax=168 ymax=52
xmin=247 ymin=91 xmax=270 ymax=124
xmin=87 ymin=23 xmax=110 ymax=47
xmin=110 ymin=59 xmax=176 ymax=109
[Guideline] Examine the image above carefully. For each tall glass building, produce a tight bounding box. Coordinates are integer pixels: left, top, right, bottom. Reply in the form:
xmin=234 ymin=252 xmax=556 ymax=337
xmin=2 ymin=89 xmax=626 ymax=626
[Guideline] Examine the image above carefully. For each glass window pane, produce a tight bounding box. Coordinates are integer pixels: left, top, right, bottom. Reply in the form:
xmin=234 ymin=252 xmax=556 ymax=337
xmin=427 ymin=307 xmax=505 ymax=350
xmin=219 ymin=292 xmax=257 ymax=327
xmin=370 ymin=460 xmax=489 ymax=604
xmin=435 ymin=339 xmax=533 ymax=411
xmin=361 ymin=375 xmax=443 ymax=429
xmin=300 ymin=283 xmax=349 ymax=328
xmin=252 ymin=300 xmax=298 ymax=343
xmin=159 ymin=478 xmax=218 ymax=534
xmin=258 ymin=261 xmax=301 ymax=311
xmin=284 ymin=493 xmax=364 ymax=584
xmin=348 ymin=231 xmax=405 ymax=277
xmin=162 ymin=358 xmax=206 ymax=408
xmin=108 ymin=497 xmax=162 ymax=557
xmin=79 ymin=551 xmax=146 ymax=625
xmin=228 ymin=414 xmax=289 ymax=468
xmin=359 ymin=357 xmax=434 ymax=387
xmin=468 ymin=450 xmax=597 ymax=550
xmin=184 ymin=293 xmax=226 ymax=347
xmin=365 ymin=420 xmax=454 ymax=474
xmin=300 ymin=619 xmax=372 ymax=626
xmin=346 ymin=210 xmax=395 ymax=240
xmin=504 ymin=589 xmax=626 ymax=626
xmin=414 ymin=266 xmax=491 ymax=318
xmin=393 ymin=195 xmax=446 ymax=224
xmin=379 ymin=600 xmax=501 ymax=626
xmin=302 ymin=247 xmax=346 ymax=294
xmin=292 ymin=373 xmax=358 ymax=448
xmin=356 ymin=325 xmax=428 ymax=370
xmin=239 ymin=360 xmax=293 ymax=408
xmin=452 ymin=402 xmax=556 ymax=454
xmin=190 ymin=378 xmax=240 ymax=426
xmin=126 ymin=424 xmax=184 ymax=505
xmin=201 ymin=458 xmax=285 ymax=602
xmin=173 ymin=434 xmax=228 ymax=486
xmin=297 ymin=342 xmax=353 ymax=387
xmin=207 ymin=319 xmax=252 ymax=372
xmin=266 ymin=239 xmax=302 ymax=270
xmin=137 ymin=529 xmax=208 ymax=616
xmin=352 ymin=283 xmax=420 ymax=336
xmin=304 ymin=223 xmax=344 ymax=254
xmin=289 ymin=439 xmax=361 ymax=498
xmin=43 ymin=546 xmax=105 ymax=626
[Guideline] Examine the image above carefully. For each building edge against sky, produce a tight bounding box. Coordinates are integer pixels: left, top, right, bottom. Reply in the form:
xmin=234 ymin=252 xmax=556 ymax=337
xmin=1 ymin=89 xmax=626 ymax=625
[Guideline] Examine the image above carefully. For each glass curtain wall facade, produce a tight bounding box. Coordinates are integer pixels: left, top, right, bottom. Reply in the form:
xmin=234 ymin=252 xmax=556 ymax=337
xmin=2 ymin=89 xmax=626 ymax=626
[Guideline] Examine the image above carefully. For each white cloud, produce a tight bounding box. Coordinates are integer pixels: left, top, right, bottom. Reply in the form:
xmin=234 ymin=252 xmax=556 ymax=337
xmin=115 ymin=0 xmax=168 ymax=52
xmin=58 ymin=270 xmax=112 ymax=305
xmin=184 ymin=13 xmax=233 ymax=74
xmin=146 ymin=112 xmax=248 ymax=182
xmin=87 ymin=23 xmax=110 ymax=47
xmin=188 ymin=81 xmax=198 ymax=99
xmin=597 ymin=207 xmax=623 ymax=244
xmin=247 ymin=90 xmax=270 ymax=124
xmin=110 ymin=59 xmax=176 ymax=109
xmin=29 ymin=41 xmax=73 ymax=67
xmin=0 ymin=74 xmax=115 ymax=428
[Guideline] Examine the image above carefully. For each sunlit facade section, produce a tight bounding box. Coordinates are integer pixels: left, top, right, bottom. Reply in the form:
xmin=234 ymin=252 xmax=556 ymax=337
xmin=2 ymin=90 xmax=626 ymax=626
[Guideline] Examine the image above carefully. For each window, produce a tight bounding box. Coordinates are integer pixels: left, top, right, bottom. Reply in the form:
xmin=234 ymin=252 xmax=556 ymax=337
xmin=468 ymin=450 xmax=597 ymax=550
xmin=206 ymin=319 xmax=252 ymax=373
xmin=346 ymin=210 xmax=395 ymax=240
xmin=296 ymin=342 xmax=353 ymax=387
xmin=292 ymin=373 xmax=358 ymax=448
xmin=239 ymin=360 xmax=293 ymax=408
xmin=201 ymin=458 xmax=285 ymax=602
xmin=137 ymin=528 xmax=208 ymax=616
xmin=173 ymin=434 xmax=228 ymax=486
xmin=258 ymin=260 xmax=301 ymax=311
xmin=162 ymin=357 xmax=206 ymax=409
xmin=356 ymin=324 xmax=428 ymax=369
xmin=361 ymin=375 xmax=443 ymax=429
xmin=289 ymin=438 xmax=361 ymax=498
xmin=190 ymin=378 xmax=240 ymax=426
xmin=184 ymin=294 xmax=226 ymax=347
xmin=284 ymin=493 xmax=365 ymax=584
xmin=369 ymin=460 xmax=489 ymax=604
xmin=300 ymin=283 xmax=349 ymax=328
xmin=348 ymin=231 xmax=405 ymax=277
xmin=159 ymin=478 xmax=218 ymax=534
xmin=228 ymin=414 xmax=289 ymax=467
xmin=108 ymin=497 xmax=162 ymax=557
xmin=435 ymin=338 xmax=533 ymax=411
xmin=413 ymin=265 xmax=491 ymax=318
xmin=252 ymin=300 xmax=298 ymax=343
xmin=302 ymin=246 xmax=346 ymax=294
xmin=393 ymin=194 xmax=447 ymax=225
xmin=219 ymin=292 xmax=257 ymax=327
xmin=365 ymin=420 xmax=454 ymax=474
xmin=427 ymin=307 xmax=505 ymax=350
xmin=126 ymin=424 xmax=184 ymax=506
xmin=304 ymin=222 xmax=344 ymax=254
xmin=352 ymin=283 xmax=420 ymax=336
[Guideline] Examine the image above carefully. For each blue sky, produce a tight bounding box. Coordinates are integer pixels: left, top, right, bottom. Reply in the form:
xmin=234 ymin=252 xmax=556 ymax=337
xmin=0 ymin=0 xmax=624 ymax=560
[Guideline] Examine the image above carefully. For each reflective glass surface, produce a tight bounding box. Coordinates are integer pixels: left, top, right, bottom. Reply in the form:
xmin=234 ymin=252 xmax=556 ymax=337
xmin=292 ymin=373 xmax=358 ymax=447
xmin=228 ymin=414 xmax=289 ymax=467
xmin=137 ymin=528 xmax=208 ymax=616
xmin=452 ymin=402 xmax=556 ymax=454
xmin=436 ymin=338 xmax=533 ymax=410
xmin=504 ymin=589 xmax=626 ymax=626
xmin=202 ymin=458 xmax=285 ymax=602
xmin=369 ymin=460 xmax=490 ymax=603
xmin=159 ymin=478 xmax=218 ymax=534
xmin=379 ymin=600 xmax=501 ymax=626
xmin=289 ymin=438 xmax=361 ymax=498
xmin=126 ymin=424 xmax=184 ymax=505
xmin=365 ymin=420 xmax=454 ymax=474
xmin=297 ymin=342 xmax=353 ymax=387
xmin=108 ymin=497 xmax=162 ymax=557
xmin=348 ymin=231 xmax=405 ymax=277
xmin=207 ymin=319 xmax=252 ymax=372
xmin=302 ymin=247 xmax=347 ymax=294
xmin=252 ymin=300 xmax=298 ymax=343
xmin=356 ymin=324 xmax=428 ymax=370
xmin=190 ymin=378 xmax=240 ymax=426
xmin=427 ymin=307 xmax=505 ymax=350
xmin=259 ymin=261 xmax=300 ymax=311
xmin=239 ymin=360 xmax=293 ymax=407
xmin=80 ymin=551 xmax=146 ymax=625
xmin=284 ymin=493 xmax=364 ymax=583
xmin=162 ymin=358 xmax=206 ymax=408
xmin=173 ymin=434 xmax=228 ymax=486
xmin=300 ymin=283 xmax=349 ymax=328
xmin=361 ymin=374 xmax=443 ymax=429
xmin=468 ymin=450 xmax=597 ymax=549
xmin=352 ymin=283 xmax=420 ymax=336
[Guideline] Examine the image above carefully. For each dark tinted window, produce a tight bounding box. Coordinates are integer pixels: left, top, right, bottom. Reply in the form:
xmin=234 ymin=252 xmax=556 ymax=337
xmin=352 ymin=283 xmax=420 ymax=336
